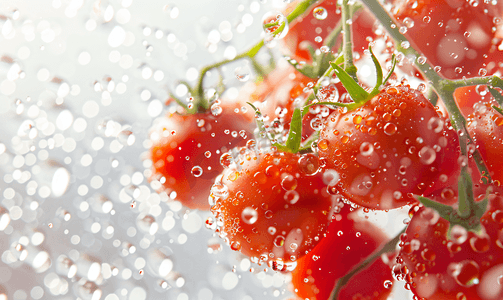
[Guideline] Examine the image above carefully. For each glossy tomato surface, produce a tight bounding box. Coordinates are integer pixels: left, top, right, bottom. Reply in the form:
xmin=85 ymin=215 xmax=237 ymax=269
xmin=399 ymin=190 xmax=503 ymax=300
xmin=209 ymin=148 xmax=334 ymax=265
xmin=468 ymin=104 xmax=503 ymax=184
xmin=284 ymin=0 xmax=377 ymax=62
xmin=318 ymin=84 xmax=460 ymax=209
xmin=149 ymin=100 xmax=255 ymax=210
xmin=392 ymin=0 xmax=503 ymax=79
xmin=291 ymin=204 xmax=393 ymax=300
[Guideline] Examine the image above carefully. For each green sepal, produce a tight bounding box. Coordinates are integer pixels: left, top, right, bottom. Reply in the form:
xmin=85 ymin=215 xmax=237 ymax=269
xmin=383 ymin=54 xmax=397 ymax=86
xmin=246 ymin=102 xmax=268 ymax=139
xmin=493 ymin=105 xmax=503 ymax=117
xmin=285 ymin=108 xmax=302 ymax=153
xmin=368 ymin=46 xmax=383 ymax=98
xmin=302 ymin=101 xmax=359 ymax=117
xmin=330 ymin=62 xmax=369 ymax=103
xmin=416 ymin=196 xmax=455 ymax=219
xmin=489 ymin=86 xmax=503 ymax=107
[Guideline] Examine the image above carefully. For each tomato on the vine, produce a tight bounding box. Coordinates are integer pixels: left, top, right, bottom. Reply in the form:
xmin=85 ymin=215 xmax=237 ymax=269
xmin=468 ymin=104 xmax=503 ymax=184
xmin=284 ymin=0 xmax=378 ymax=62
xmin=209 ymin=146 xmax=334 ymax=266
xmin=392 ymin=0 xmax=503 ymax=79
xmin=149 ymin=99 xmax=255 ymax=210
xmin=398 ymin=188 xmax=503 ymax=300
xmin=318 ymin=84 xmax=461 ymax=209
xmin=290 ymin=204 xmax=394 ymax=300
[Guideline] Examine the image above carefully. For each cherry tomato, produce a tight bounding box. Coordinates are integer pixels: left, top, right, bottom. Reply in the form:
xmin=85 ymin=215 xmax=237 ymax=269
xmin=209 ymin=147 xmax=334 ymax=266
xmin=453 ymin=86 xmax=496 ymax=118
xmin=468 ymin=104 xmax=503 ymax=184
xmin=318 ymin=84 xmax=461 ymax=209
xmin=392 ymin=0 xmax=503 ymax=79
xmin=149 ymin=99 xmax=255 ymax=210
xmin=290 ymin=204 xmax=394 ymax=300
xmin=398 ymin=188 xmax=503 ymax=300
xmin=284 ymin=0 xmax=377 ymax=62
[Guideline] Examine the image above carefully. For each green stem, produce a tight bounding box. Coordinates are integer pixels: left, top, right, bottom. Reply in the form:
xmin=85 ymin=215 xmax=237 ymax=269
xmin=329 ymin=228 xmax=405 ymax=300
xmin=341 ymin=0 xmax=357 ymax=81
xmin=362 ymin=0 xmax=492 ymax=182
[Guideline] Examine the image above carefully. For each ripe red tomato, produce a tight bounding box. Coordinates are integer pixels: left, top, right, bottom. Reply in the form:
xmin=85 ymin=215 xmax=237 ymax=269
xmin=318 ymin=84 xmax=461 ymax=209
xmin=284 ymin=0 xmax=377 ymax=62
xmin=209 ymin=147 xmax=334 ymax=265
xmin=468 ymin=104 xmax=503 ymax=184
xmin=392 ymin=0 xmax=503 ymax=79
xmin=149 ymin=99 xmax=255 ymax=210
xmin=453 ymin=86 xmax=496 ymax=118
xmin=290 ymin=204 xmax=394 ymax=300
xmin=398 ymin=188 xmax=503 ymax=300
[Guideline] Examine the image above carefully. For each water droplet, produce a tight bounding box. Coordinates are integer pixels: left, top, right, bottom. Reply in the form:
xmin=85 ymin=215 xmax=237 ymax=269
xmin=241 ymin=207 xmax=258 ymax=225
xmin=262 ymin=11 xmax=289 ymax=41
xmin=384 ymin=280 xmax=393 ymax=289
xmin=383 ymin=123 xmax=397 ymax=135
xmin=273 ymin=235 xmax=285 ymax=247
xmin=323 ymin=169 xmax=340 ymax=186
xmin=313 ymin=7 xmax=328 ymax=20
xmin=284 ymin=190 xmax=300 ymax=204
xmin=298 ymin=153 xmax=320 ymax=175
xmin=419 ymin=146 xmax=436 ymax=165
xmin=452 ymin=260 xmax=480 ymax=287
xmin=191 ymin=166 xmax=203 ymax=177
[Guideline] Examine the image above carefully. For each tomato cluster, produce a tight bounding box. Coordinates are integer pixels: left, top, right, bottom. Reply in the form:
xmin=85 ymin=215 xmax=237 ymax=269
xmin=148 ymin=0 xmax=503 ymax=299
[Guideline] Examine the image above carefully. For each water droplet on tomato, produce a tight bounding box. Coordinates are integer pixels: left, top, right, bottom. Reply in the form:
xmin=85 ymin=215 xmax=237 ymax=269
xmin=383 ymin=123 xmax=397 ymax=135
xmin=313 ymin=6 xmax=327 ymax=20
xmin=427 ymin=117 xmax=444 ymax=133
xmin=273 ymin=235 xmax=285 ymax=247
xmin=317 ymin=139 xmax=329 ymax=151
xmin=421 ymin=248 xmax=436 ymax=261
xmin=384 ymin=280 xmax=393 ymax=289
xmin=191 ymin=166 xmax=203 ymax=177
xmin=298 ymin=153 xmax=319 ymax=175
xmin=359 ymin=142 xmax=374 ymax=156
xmin=452 ymin=260 xmax=480 ymax=287
xmin=281 ymin=175 xmax=297 ymax=190
xmin=419 ymin=146 xmax=436 ymax=165
xmin=241 ymin=207 xmax=258 ymax=225
xmin=268 ymin=226 xmax=276 ymax=235
xmin=322 ymin=169 xmax=340 ymax=186
xmin=284 ymin=190 xmax=300 ymax=204
xmin=220 ymin=153 xmax=233 ymax=168
xmin=469 ymin=236 xmax=490 ymax=253
xmin=211 ymin=103 xmax=223 ymax=116
xmin=450 ymin=225 xmax=468 ymax=244
xmin=230 ymin=241 xmax=241 ymax=251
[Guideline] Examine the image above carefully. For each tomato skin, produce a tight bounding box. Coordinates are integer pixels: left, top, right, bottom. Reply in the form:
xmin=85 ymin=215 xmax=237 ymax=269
xmin=468 ymin=105 xmax=503 ymax=184
xmin=399 ymin=190 xmax=503 ymax=300
xmin=290 ymin=205 xmax=393 ymax=300
xmin=284 ymin=0 xmax=377 ymax=62
xmin=149 ymin=101 xmax=255 ymax=210
xmin=318 ymin=84 xmax=461 ymax=210
xmin=392 ymin=0 xmax=503 ymax=79
xmin=210 ymin=148 xmax=333 ymax=264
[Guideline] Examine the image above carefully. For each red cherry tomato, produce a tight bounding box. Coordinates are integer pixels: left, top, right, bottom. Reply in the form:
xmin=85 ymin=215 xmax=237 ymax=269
xmin=453 ymin=86 xmax=497 ymax=118
xmin=318 ymin=84 xmax=461 ymax=209
xmin=209 ymin=147 xmax=334 ymax=266
xmin=398 ymin=188 xmax=503 ymax=300
xmin=392 ymin=0 xmax=503 ymax=79
xmin=284 ymin=0 xmax=377 ymax=62
xmin=290 ymin=204 xmax=394 ymax=300
xmin=149 ymin=100 xmax=255 ymax=210
xmin=468 ymin=104 xmax=503 ymax=184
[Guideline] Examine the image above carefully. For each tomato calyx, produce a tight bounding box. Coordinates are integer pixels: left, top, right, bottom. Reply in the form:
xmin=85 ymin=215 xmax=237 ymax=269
xmin=247 ymin=102 xmax=307 ymax=154
xmin=416 ymin=171 xmax=490 ymax=235
xmin=328 ymin=46 xmax=397 ymax=110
